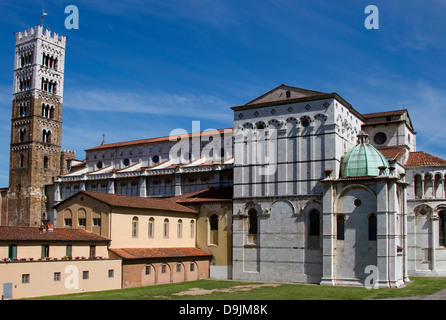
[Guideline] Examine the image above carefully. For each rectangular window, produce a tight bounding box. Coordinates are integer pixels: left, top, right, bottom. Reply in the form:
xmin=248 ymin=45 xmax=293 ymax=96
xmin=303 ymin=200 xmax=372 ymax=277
xmin=108 ymin=269 xmax=114 ymax=278
xmin=8 ymin=245 xmax=17 ymax=259
xmin=54 ymin=272 xmax=61 ymax=282
xmin=176 ymin=264 xmax=182 ymax=273
xmin=89 ymin=245 xmax=96 ymax=258
xmin=66 ymin=244 xmax=72 ymax=257
xmin=161 ymin=265 xmax=167 ymax=274
xmin=41 ymin=245 xmax=50 ymax=258
xmin=82 ymin=271 xmax=89 ymax=280
xmin=337 ymin=215 xmax=345 ymax=241
xmin=93 ymin=218 xmax=101 ymax=227
xmin=190 ymin=263 xmax=195 ymax=272
xmin=145 ymin=266 xmax=151 ymax=275
xmin=78 ymin=218 xmax=86 ymax=227
xmin=22 ymin=274 xmax=30 ymax=284
xmin=64 ymin=218 xmax=72 ymax=227
xmin=368 ymin=215 xmax=377 ymax=241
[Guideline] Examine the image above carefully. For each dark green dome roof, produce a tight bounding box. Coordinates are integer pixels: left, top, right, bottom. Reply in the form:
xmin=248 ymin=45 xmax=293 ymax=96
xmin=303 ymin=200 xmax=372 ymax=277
xmin=340 ymin=132 xmax=389 ymax=178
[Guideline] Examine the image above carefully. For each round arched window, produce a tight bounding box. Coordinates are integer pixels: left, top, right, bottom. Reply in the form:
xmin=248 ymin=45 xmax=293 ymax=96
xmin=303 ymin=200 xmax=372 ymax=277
xmin=301 ymin=119 xmax=310 ymax=127
xmin=374 ymin=132 xmax=387 ymax=145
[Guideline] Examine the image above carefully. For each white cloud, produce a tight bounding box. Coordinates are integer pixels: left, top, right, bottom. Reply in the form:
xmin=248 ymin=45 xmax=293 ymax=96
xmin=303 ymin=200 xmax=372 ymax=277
xmin=63 ymin=87 xmax=233 ymax=122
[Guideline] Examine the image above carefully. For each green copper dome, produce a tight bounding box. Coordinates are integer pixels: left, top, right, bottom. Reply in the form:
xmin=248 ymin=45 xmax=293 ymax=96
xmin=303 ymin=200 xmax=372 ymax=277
xmin=340 ymin=132 xmax=389 ymax=178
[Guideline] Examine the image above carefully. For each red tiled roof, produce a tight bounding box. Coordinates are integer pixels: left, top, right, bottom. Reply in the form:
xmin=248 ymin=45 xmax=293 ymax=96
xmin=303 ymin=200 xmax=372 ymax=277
xmin=0 ymin=226 xmax=110 ymax=242
xmin=376 ymin=145 xmax=408 ymax=161
xmin=405 ymin=152 xmax=446 ymax=167
xmin=56 ymin=191 xmax=198 ymax=214
xmin=109 ymin=247 xmax=212 ymax=259
xmin=169 ymin=187 xmax=233 ymax=204
xmin=362 ymin=109 xmax=407 ymax=118
xmin=85 ymin=128 xmax=233 ymax=151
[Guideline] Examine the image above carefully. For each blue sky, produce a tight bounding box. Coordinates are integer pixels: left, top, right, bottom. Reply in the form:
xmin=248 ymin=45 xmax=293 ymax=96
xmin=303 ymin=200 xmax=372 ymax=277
xmin=0 ymin=0 xmax=445 ymax=187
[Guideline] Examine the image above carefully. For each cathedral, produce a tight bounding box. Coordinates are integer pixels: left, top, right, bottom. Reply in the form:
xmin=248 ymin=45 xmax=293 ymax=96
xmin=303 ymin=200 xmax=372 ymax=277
xmin=3 ymin=25 xmax=446 ymax=289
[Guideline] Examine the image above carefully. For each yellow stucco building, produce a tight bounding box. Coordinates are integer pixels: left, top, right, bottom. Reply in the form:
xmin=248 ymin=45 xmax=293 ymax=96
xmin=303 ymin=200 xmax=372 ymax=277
xmin=0 ymin=226 xmax=121 ymax=299
xmin=54 ymin=190 xmax=212 ymax=288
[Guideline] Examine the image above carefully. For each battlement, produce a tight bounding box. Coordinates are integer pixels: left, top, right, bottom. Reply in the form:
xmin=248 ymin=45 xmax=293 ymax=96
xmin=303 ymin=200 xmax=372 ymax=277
xmin=61 ymin=149 xmax=76 ymax=157
xmin=16 ymin=25 xmax=66 ymax=47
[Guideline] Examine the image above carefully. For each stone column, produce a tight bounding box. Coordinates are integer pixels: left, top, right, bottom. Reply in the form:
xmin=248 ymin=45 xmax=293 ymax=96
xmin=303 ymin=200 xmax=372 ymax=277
xmin=80 ymin=177 xmax=86 ymax=191
xmin=139 ymin=175 xmax=147 ymax=198
xmin=107 ymin=174 xmax=115 ymax=194
xmin=320 ymin=180 xmax=336 ymax=286
xmin=376 ymin=180 xmax=390 ymax=288
xmin=387 ymin=180 xmax=399 ymax=286
xmin=431 ymin=214 xmax=439 ymax=272
xmin=401 ymin=180 xmax=410 ymax=282
xmin=174 ymin=170 xmax=182 ymax=196
xmin=54 ymin=180 xmax=61 ymax=203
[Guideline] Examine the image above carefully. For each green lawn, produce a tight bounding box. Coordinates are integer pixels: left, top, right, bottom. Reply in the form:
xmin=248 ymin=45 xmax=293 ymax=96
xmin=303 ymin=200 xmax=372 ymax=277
xmin=28 ymin=277 xmax=446 ymax=300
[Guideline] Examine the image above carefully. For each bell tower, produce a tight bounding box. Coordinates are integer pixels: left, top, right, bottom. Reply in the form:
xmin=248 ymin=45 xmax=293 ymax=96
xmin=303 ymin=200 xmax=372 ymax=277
xmin=8 ymin=25 xmax=66 ymax=226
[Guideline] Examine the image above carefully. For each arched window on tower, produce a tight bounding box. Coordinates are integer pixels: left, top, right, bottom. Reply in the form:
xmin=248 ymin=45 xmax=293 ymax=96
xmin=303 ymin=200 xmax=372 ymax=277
xmin=42 ymin=129 xmax=51 ymax=144
xmin=19 ymin=128 xmax=26 ymax=142
xmin=43 ymin=156 xmax=49 ymax=169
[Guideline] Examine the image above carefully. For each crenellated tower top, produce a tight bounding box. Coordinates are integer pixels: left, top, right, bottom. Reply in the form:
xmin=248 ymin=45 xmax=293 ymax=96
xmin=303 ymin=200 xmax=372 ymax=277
xmin=15 ymin=25 xmax=66 ymax=47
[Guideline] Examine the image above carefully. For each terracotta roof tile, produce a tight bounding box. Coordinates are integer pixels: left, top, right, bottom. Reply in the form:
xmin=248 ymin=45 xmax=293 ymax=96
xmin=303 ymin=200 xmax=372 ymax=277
xmin=85 ymin=128 xmax=233 ymax=151
xmin=0 ymin=226 xmax=110 ymax=242
xmin=56 ymin=191 xmax=198 ymax=214
xmin=405 ymin=152 xmax=446 ymax=167
xmin=376 ymin=145 xmax=408 ymax=161
xmin=169 ymin=187 xmax=233 ymax=203
xmin=109 ymin=247 xmax=212 ymax=259
xmin=362 ymin=109 xmax=407 ymax=118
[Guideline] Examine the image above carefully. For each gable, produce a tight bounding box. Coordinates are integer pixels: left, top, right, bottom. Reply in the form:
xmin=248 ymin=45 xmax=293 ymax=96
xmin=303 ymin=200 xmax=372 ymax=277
xmin=245 ymin=84 xmax=328 ymax=105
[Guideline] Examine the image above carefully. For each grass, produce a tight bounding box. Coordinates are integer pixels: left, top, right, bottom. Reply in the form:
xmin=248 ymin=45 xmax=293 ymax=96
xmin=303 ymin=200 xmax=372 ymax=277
xmin=27 ymin=277 xmax=446 ymax=300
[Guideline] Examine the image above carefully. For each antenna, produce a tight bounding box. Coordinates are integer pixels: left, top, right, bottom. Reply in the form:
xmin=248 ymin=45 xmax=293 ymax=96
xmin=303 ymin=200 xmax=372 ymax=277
xmin=41 ymin=3 xmax=48 ymax=27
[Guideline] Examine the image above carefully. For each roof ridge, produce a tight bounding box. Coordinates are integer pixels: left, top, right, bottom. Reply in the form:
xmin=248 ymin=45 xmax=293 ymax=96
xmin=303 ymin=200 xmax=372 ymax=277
xmin=85 ymin=128 xmax=233 ymax=152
